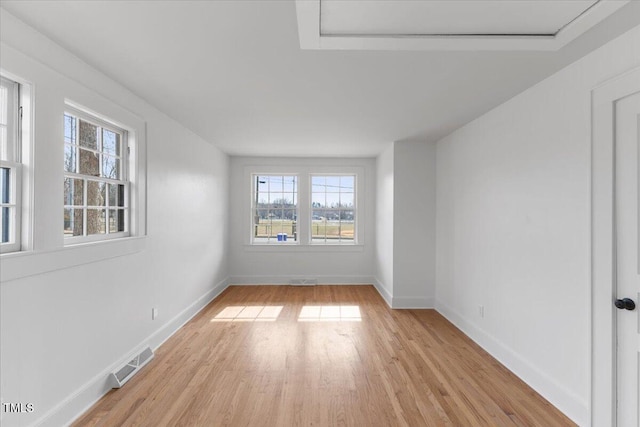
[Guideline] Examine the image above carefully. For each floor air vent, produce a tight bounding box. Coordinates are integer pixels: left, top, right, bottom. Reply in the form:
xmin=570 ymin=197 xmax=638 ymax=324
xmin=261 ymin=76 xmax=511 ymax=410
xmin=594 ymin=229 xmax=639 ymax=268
xmin=110 ymin=346 xmax=154 ymax=389
xmin=289 ymin=278 xmax=318 ymax=286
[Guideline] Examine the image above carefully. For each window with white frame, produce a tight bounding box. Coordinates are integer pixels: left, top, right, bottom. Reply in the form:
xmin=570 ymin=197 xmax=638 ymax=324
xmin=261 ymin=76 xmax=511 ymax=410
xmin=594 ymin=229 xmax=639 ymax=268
xmin=63 ymin=107 xmax=129 ymax=242
xmin=311 ymin=175 xmax=355 ymax=244
xmin=0 ymin=76 xmax=22 ymax=253
xmin=252 ymin=174 xmax=298 ymax=243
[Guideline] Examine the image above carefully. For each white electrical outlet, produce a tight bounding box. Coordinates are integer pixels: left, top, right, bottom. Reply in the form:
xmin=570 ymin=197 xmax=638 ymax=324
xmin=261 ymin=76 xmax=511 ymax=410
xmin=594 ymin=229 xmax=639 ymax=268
xmin=152 ymin=308 xmax=158 ymax=320
xmin=479 ymin=305 xmax=484 ymax=318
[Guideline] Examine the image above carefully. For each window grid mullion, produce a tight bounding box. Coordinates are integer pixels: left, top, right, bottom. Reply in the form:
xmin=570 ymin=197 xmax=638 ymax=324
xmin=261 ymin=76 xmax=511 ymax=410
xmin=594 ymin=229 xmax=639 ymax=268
xmin=65 ymin=171 xmax=125 ymax=186
xmin=82 ymin=177 xmax=87 ymax=237
xmin=105 ymin=178 xmax=110 ymax=235
xmin=98 ymin=126 xmax=103 ymax=179
xmin=74 ymin=117 xmax=79 ymax=174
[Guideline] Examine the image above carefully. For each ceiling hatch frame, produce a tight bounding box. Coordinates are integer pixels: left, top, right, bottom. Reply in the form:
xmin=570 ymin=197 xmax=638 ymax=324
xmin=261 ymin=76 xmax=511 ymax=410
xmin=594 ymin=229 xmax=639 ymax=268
xmin=295 ymin=0 xmax=630 ymax=51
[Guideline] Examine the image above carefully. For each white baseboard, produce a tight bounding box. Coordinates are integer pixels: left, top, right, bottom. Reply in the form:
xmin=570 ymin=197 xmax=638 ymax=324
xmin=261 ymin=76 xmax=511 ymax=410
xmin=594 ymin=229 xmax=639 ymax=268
xmin=34 ymin=276 xmax=230 ymax=427
xmin=371 ymin=277 xmax=392 ymax=307
xmin=435 ymin=299 xmax=588 ymax=426
xmin=228 ymin=275 xmax=375 ymax=285
xmin=391 ymin=296 xmax=435 ymax=309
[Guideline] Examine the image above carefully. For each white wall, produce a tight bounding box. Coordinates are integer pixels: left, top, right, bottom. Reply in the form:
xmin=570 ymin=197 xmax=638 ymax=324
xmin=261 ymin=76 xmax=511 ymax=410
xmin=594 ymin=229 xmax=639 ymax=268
xmin=0 ymin=11 xmax=229 ymax=427
xmin=228 ymin=156 xmax=375 ymax=285
xmin=374 ymin=143 xmax=394 ymax=304
xmin=393 ymin=141 xmax=436 ymax=308
xmin=435 ymin=25 xmax=640 ymax=426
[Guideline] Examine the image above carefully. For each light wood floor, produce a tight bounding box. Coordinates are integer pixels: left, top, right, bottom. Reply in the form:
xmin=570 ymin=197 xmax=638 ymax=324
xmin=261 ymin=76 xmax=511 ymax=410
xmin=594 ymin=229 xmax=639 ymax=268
xmin=73 ymin=285 xmax=575 ymax=426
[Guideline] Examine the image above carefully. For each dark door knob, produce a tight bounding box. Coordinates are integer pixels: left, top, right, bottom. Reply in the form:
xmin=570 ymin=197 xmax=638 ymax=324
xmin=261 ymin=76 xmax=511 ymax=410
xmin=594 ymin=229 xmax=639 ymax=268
xmin=615 ymin=298 xmax=636 ymax=311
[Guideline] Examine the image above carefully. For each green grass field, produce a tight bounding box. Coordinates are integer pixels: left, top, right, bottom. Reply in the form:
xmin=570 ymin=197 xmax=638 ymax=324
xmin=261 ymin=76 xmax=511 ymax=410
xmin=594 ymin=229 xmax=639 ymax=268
xmin=255 ymin=220 xmax=354 ymax=240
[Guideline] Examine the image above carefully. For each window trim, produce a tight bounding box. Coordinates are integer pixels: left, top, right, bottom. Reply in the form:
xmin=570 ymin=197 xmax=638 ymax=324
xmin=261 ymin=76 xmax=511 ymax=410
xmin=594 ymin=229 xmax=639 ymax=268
xmin=309 ymin=173 xmax=357 ymax=245
xmin=63 ymin=104 xmax=132 ymax=245
xmin=245 ymin=165 xmax=364 ymax=248
xmin=1 ymin=162 xmax=22 ymax=253
xmin=0 ymin=58 xmax=147 ymax=279
xmin=250 ymin=173 xmax=300 ymax=245
xmin=0 ymin=75 xmax=24 ymax=254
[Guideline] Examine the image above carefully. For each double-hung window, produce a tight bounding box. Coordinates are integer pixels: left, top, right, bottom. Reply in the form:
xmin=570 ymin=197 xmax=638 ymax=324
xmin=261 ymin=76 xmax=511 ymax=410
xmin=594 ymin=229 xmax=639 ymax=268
xmin=252 ymin=175 xmax=298 ymax=243
xmin=249 ymin=171 xmax=358 ymax=246
xmin=63 ymin=107 xmax=129 ymax=243
xmin=311 ymin=175 xmax=355 ymax=244
xmin=0 ymin=76 xmax=22 ymax=253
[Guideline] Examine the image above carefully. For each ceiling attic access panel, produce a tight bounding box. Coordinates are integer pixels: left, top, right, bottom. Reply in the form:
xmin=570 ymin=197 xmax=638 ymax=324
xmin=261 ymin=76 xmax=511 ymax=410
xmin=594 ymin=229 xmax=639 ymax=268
xmin=296 ymin=0 xmax=630 ymax=51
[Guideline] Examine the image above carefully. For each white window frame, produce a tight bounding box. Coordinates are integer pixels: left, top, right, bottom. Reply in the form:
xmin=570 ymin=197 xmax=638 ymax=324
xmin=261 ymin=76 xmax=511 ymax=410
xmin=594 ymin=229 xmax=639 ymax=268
xmin=251 ymin=173 xmax=299 ymax=245
xmin=63 ymin=105 xmax=131 ymax=245
xmin=309 ymin=174 xmax=357 ymax=245
xmin=246 ymin=165 xmax=364 ymax=248
xmin=0 ymin=75 xmax=23 ymax=254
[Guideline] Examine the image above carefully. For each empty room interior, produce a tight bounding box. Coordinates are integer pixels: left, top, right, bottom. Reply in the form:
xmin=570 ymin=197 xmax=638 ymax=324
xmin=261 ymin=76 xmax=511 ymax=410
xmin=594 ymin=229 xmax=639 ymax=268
xmin=1 ymin=1 xmax=640 ymax=426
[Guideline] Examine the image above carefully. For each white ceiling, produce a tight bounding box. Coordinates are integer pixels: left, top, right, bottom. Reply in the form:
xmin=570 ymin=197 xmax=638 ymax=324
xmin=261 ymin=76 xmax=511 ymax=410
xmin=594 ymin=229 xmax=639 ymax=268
xmin=0 ymin=0 xmax=638 ymax=157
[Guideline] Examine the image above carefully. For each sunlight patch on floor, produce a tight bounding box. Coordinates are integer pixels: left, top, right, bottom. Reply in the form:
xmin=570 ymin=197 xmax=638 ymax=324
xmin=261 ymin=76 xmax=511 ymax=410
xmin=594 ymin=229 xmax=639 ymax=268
xmin=211 ymin=305 xmax=284 ymax=322
xmin=298 ymin=305 xmax=362 ymax=322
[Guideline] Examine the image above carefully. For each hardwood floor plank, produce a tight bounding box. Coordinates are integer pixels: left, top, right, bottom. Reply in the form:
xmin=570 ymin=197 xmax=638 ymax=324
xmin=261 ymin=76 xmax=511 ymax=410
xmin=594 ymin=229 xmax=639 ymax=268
xmin=72 ymin=285 xmax=575 ymax=426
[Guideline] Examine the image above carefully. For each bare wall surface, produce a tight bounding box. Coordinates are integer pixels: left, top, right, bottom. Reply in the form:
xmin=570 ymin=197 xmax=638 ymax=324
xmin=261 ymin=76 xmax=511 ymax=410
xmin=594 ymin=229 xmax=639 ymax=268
xmin=0 ymin=13 xmax=229 ymax=427
xmin=393 ymin=141 xmax=436 ymax=308
xmin=435 ymin=24 xmax=640 ymax=426
xmin=374 ymin=144 xmax=395 ymax=303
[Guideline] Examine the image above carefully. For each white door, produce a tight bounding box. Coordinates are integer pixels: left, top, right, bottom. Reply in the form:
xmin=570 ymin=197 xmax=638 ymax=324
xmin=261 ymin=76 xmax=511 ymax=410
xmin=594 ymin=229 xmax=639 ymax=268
xmin=616 ymin=90 xmax=640 ymax=427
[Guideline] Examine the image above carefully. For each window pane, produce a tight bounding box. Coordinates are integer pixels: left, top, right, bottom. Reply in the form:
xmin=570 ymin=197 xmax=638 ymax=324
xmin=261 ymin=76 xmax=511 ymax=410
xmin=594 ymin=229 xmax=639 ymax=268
xmin=254 ymin=209 xmax=268 ymax=239
xmin=282 ymin=209 xmax=296 ymax=221
xmin=311 ymin=175 xmax=356 ymax=243
xmin=340 ymin=176 xmax=354 ymax=191
xmin=312 ymin=209 xmax=324 ymax=221
xmin=64 ymin=110 xmax=129 ymax=243
xmin=64 ymin=144 xmax=77 ymax=173
xmin=253 ymin=175 xmax=297 ymax=243
xmin=1 ymin=206 xmax=9 ymax=243
xmin=87 ymin=208 xmax=106 ymax=235
xmin=64 ymin=114 xmax=76 ymax=144
xmin=102 ymin=129 xmax=120 ymax=156
xmin=0 ymin=127 xmax=6 ymax=162
xmin=118 ymin=209 xmax=125 ymax=232
xmin=341 ymin=210 xmax=354 ymax=221
xmin=311 ymin=192 xmax=325 ymax=208
xmin=64 ymin=178 xmax=84 ymax=206
xmin=312 ymin=176 xmax=325 ymax=192
xmin=87 ymin=180 xmax=106 ymax=206
xmin=326 ymin=192 xmax=340 ymax=208
xmin=326 ymin=176 xmax=340 ymax=192
xmin=268 ymin=208 xmax=281 ymax=220
xmin=79 ymin=148 xmax=100 ymax=176
xmin=109 ymin=209 xmax=124 ymax=233
xmin=109 ymin=184 xmax=125 ymax=207
xmin=325 ymin=216 xmax=340 ymax=239
xmin=340 ymin=192 xmax=354 ymax=208
xmin=269 ymin=192 xmax=284 ymax=207
xmin=340 ymin=211 xmax=355 ymax=240
xmin=271 ymin=218 xmax=285 ymax=236
xmin=266 ymin=175 xmax=284 ymax=191
xmin=282 ymin=179 xmax=295 ymax=194
xmin=282 ymin=210 xmax=297 ymax=241
xmin=64 ymin=208 xmax=83 ymax=237
xmin=0 ymin=84 xmax=7 ymax=162
xmin=1 ymin=167 xmax=9 ymax=204
xmin=311 ymin=210 xmax=326 ymax=240
xmin=102 ymin=154 xmax=120 ymax=179
xmin=255 ymin=208 xmax=268 ymax=223
xmin=79 ymin=119 xmax=98 ymax=149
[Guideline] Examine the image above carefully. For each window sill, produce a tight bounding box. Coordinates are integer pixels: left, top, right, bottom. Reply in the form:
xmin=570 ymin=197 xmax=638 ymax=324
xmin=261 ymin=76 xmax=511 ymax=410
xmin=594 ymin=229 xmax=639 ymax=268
xmin=243 ymin=243 xmax=364 ymax=253
xmin=0 ymin=236 xmax=146 ymax=282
